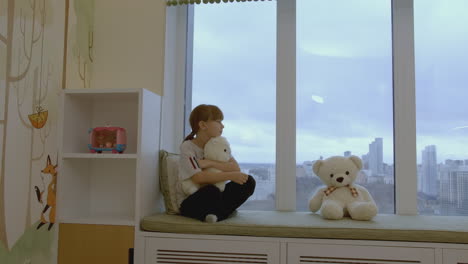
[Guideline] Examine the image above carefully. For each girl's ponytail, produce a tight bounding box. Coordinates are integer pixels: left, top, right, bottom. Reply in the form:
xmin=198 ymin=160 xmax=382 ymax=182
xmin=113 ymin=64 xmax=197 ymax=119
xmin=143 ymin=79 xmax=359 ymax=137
xmin=183 ymin=131 xmax=196 ymax=141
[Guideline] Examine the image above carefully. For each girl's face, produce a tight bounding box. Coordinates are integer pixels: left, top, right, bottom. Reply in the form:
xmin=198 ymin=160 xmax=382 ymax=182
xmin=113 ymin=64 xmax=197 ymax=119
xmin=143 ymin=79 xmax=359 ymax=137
xmin=203 ymin=119 xmax=224 ymax=138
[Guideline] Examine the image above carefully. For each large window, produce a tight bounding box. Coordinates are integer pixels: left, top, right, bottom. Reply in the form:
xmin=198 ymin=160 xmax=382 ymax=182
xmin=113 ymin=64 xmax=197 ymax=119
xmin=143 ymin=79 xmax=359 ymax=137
xmin=296 ymin=0 xmax=394 ymax=212
xmin=415 ymin=0 xmax=468 ymax=216
xmin=177 ymin=0 xmax=467 ymax=215
xmin=191 ymin=2 xmax=277 ymax=210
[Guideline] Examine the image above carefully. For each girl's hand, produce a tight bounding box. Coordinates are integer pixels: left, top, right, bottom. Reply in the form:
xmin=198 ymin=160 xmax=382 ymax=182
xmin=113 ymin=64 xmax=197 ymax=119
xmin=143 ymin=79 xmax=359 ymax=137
xmin=196 ymin=159 xmax=212 ymax=169
xmin=227 ymin=158 xmax=241 ymax=171
xmin=230 ymin=172 xmax=249 ymax=185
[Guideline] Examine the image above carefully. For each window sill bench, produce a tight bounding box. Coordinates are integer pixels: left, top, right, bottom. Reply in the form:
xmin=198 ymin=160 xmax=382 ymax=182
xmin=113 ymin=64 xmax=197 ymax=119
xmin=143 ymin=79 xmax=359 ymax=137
xmin=141 ymin=210 xmax=468 ymax=244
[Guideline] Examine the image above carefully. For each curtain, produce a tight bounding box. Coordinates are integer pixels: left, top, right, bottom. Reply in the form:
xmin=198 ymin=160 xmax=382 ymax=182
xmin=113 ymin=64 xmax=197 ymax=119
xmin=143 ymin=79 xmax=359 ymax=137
xmin=166 ymin=0 xmax=273 ymax=6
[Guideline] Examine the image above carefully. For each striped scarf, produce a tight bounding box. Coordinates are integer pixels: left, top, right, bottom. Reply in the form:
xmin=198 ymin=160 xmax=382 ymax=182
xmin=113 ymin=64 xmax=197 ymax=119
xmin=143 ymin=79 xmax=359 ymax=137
xmin=324 ymin=185 xmax=359 ymax=197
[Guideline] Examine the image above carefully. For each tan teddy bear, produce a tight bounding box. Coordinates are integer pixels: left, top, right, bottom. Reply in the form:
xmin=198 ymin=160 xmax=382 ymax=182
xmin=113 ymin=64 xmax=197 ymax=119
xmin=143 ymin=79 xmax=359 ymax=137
xmin=309 ymin=155 xmax=378 ymax=221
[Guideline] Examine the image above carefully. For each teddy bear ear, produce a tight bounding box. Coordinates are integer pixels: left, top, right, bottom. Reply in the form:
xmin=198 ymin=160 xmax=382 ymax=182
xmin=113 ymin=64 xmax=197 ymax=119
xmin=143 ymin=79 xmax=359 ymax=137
xmin=349 ymin=155 xmax=363 ymax=170
xmin=313 ymin=160 xmax=323 ymax=175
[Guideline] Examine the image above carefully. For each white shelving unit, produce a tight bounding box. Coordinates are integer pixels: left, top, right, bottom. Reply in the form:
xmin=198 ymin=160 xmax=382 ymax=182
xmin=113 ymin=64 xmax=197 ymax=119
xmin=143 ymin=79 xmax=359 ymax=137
xmin=57 ymin=88 xmax=162 ymax=226
xmin=62 ymin=153 xmax=138 ymax=159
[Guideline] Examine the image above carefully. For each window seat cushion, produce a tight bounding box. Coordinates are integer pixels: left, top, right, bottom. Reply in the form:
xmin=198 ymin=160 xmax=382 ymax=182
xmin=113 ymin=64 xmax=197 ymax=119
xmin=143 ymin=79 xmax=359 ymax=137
xmin=141 ymin=211 xmax=468 ymax=244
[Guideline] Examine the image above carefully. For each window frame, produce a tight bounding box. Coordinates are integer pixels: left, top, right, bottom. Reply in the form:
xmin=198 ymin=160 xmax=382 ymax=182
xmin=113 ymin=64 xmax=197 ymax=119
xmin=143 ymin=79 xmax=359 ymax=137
xmin=172 ymin=0 xmax=418 ymax=215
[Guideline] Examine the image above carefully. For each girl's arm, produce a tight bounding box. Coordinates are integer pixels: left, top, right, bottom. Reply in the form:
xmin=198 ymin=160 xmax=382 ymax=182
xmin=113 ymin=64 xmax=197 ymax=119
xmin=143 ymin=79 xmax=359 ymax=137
xmin=191 ymin=170 xmax=248 ymax=185
xmin=197 ymin=157 xmax=240 ymax=172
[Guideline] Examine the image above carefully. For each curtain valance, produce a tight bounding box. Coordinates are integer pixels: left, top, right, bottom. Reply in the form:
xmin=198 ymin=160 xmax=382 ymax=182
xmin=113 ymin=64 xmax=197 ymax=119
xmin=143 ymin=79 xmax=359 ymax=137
xmin=167 ymin=0 xmax=273 ymax=6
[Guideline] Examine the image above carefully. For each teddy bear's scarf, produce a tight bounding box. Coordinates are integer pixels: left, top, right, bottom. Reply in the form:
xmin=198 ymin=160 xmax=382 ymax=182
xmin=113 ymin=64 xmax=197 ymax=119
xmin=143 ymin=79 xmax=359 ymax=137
xmin=324 ymin=185 xmax=359 ymax=197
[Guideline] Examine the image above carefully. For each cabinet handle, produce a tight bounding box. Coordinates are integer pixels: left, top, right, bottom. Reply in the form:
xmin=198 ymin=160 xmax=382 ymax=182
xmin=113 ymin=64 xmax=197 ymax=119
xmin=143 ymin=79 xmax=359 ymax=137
xmin=128 ymin=248 xmax=134 ymax=264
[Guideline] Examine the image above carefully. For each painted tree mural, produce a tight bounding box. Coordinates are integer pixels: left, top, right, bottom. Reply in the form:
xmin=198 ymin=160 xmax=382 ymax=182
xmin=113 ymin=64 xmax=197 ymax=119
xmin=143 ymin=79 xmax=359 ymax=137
xmin=70 ymin=0 xmax=94 ymax=88
xmin=0 ymin=0 xmax=57 ymax=250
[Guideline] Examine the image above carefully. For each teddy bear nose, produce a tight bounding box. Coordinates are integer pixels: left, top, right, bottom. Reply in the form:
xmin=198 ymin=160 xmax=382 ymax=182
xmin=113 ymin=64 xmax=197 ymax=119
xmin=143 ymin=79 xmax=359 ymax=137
xmin=336 ymin=177 xmax=344 ymax=183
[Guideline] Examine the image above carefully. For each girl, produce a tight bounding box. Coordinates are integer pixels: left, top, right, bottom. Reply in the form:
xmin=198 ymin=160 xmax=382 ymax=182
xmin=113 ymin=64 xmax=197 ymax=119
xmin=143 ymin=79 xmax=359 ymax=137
xmin=177 ymin=104 xmax=256 ymax=222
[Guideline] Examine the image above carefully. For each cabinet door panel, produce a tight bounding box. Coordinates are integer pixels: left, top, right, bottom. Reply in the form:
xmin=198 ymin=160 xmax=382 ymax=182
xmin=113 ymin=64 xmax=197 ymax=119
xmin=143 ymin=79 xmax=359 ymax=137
xmin=58 ymin=224 xmax=134 ymax=264
xmin=145 ymin=237 xmax=280 ymax=264
xmin=288 ymin=243 xmax=435 ymax=264
xmin=444 ymin=249 xmax=468 ymax=264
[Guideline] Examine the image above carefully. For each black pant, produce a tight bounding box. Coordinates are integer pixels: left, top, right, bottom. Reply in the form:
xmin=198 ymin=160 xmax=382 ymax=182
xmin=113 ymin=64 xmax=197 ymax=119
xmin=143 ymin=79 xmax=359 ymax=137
xmin=180 ymin=176 xmax=256 ymax=221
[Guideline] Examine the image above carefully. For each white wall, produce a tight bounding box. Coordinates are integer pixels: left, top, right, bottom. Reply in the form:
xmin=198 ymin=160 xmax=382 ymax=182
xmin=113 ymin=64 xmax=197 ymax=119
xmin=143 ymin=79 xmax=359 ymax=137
xmin=91 ymin=0 xmax=166 ymax=95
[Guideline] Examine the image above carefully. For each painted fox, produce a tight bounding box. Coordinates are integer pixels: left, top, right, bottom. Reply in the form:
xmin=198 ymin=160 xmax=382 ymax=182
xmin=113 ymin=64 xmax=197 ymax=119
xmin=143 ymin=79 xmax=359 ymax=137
xmin=35 ymin=155 xmax=57 ymax=231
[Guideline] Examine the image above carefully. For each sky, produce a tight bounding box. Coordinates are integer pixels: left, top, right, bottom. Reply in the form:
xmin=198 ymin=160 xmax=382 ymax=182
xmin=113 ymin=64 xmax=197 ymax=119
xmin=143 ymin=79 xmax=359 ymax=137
xmin=190 ymin=0 xmax=468 ymax=164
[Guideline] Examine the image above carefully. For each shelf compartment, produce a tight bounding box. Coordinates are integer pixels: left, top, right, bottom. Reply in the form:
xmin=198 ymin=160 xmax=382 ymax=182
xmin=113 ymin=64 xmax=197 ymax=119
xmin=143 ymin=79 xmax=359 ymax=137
xmin=58 ymin=159 xmax=136 ymax=226
xmin=61 ymin=90 xmax=140 ymax=154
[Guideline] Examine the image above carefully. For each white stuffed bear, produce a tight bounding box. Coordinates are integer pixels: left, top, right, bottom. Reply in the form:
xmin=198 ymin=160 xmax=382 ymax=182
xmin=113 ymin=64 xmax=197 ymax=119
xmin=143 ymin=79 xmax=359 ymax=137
xmin=181 ymin=136 xmax=232 ymax=195
xmin=309 ymin=155 xmax=378 ymax=221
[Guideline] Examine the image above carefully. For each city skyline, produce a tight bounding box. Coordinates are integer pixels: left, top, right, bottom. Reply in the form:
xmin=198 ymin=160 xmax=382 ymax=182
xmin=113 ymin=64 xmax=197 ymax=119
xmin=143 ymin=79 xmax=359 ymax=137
xmin=236 ymin=135 xmax=468 ymax=215
xmin=239 ymin=138 xmax=467 ymax=167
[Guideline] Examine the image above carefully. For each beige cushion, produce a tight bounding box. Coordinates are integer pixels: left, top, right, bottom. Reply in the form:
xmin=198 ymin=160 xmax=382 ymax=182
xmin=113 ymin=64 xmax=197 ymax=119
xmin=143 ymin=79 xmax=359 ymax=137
xmin=141 ymin=211 xmax=468 ymax=244
xmin=159 ymin=150 xmax=180 ymax=214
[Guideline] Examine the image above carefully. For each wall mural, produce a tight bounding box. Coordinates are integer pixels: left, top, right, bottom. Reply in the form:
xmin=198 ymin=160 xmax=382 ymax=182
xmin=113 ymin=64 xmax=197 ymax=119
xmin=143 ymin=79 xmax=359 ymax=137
xmin=0 ymin=0 xmax=64 ymax=263
xmin=67 ymin=0 xmax=94 ymax=89
xmin=36 ymin=155 xmax=57 ymax=231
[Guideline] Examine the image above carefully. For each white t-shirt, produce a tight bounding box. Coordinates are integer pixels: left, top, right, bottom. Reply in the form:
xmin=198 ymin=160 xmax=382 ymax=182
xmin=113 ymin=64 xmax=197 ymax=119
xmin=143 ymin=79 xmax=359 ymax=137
xmin=176 ymin=140 xmax=204 ymax=208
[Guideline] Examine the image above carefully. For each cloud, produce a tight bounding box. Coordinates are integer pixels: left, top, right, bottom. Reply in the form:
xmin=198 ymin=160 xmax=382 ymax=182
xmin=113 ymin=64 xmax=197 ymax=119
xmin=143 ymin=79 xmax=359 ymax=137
xmin=297 ymin=131 xmax=394 ymax=164
xmin=311 ymin=95 xmax=324 ymax=104
xmin=191 ymin=0 xmax=468 ymax=164
xmin=297 ymin=0 xmax=392 ymax=59
xmin=452 ymin=126 xmax=468 ymax=131
xmin=219 ymin=119 xmax=395 ymax=164
xmin=301 ymin=44 xmax=356 ymax=58
xmin=221 ymin=119 xmax=275 ymax=163
xmin=417 ymin=135 xmax=468 ymax=164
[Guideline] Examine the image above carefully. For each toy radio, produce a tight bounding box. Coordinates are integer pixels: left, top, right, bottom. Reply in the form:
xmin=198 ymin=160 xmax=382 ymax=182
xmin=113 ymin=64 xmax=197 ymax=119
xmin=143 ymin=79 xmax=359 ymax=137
xmin=88 ymin=127 xmax=127 ymax=153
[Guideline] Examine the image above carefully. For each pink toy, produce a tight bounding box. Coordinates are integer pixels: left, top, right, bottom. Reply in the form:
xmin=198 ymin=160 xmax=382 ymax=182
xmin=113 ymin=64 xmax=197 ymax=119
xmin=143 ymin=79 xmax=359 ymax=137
xmin=88 ymin=127 xmax=127 ymax=153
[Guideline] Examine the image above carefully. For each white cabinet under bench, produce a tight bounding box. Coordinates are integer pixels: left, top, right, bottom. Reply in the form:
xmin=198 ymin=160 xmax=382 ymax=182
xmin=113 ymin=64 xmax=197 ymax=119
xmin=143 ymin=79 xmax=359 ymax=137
xmin=136 ymin=211 xmax=468 ymax=264
xmin=145 ymin=236 xmax=280 ymax=264
xmin=287 ymin=242 xmax=434 ymax=264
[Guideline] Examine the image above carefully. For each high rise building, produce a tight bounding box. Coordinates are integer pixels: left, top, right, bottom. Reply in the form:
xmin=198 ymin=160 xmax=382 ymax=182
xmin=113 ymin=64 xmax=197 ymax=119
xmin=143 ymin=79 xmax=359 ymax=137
xmin=361 ymin=154 xmax=369 ymax=170
xmin=440 ymin=167 xmax=468 ymax=215
xmin=421 ymin=145 xmax=438 ymax=196
xmin=417 ymin=164 xmax=423 ymax=191
xmin=302 ymin=161 xmax=314 ymax=177
xmin=368 ymin=138 xmax=383 ymax=176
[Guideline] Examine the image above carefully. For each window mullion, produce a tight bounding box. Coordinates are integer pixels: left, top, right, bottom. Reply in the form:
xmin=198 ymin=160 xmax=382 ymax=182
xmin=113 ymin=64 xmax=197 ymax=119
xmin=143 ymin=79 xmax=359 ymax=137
xmin=392 ymin=0 xmax=418 ymax=215
xmin=184 ymin=5 xmax=194 ymax=138
xmin=276 ymin=0 xmax=296 ymax=211
xmin=163 ymin=5 xmax=191 ymax=150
